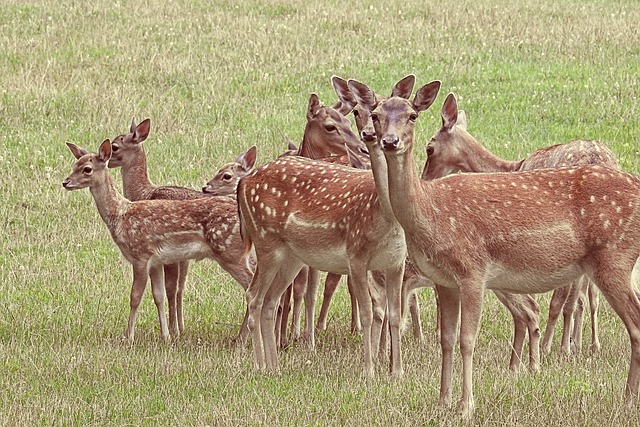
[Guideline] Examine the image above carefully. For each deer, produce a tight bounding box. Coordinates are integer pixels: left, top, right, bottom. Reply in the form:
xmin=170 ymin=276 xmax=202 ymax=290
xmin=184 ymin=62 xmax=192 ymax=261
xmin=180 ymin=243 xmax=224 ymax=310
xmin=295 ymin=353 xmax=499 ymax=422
xmin=353 ymin=76 xmax=640 ymax=416
xmin=202 ymin=145 xmax=257 ymax=196
xmin=63 ymin=139 xmax=255 ymax=343
xmin=422 ymin=93 xmax=619 ymax=355
xmin=343 ymin=77 xmax=541 ymax=371
xmin=107 ymin=119 xmax=255 ymax=342
xmin=235 ymin=77 xmax=442 ymax=376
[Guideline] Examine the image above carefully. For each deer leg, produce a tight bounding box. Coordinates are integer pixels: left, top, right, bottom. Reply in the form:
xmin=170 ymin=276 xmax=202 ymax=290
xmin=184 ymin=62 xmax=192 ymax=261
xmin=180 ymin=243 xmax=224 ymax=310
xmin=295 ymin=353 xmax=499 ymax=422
xmin=542 ymin=285 xmax=569 ymax=354
xmin=347 ymin=276 xmax=361 ymax=334
xmin=149 ymin=264 xmax=170 ymax=341
xmin=384 ymin=265 xmax=405 ymax=376
xmin=246 ymin=265 xmax=272 ymax=370
xmin=594 ymin=267 xmax=640 ymax=408
xmin=163 ymin=263 xmax=180 ymax=337
xmin=458 ymin=280 xmax=485 ymax=418
xmin=349 ymin=263 xmax=374 ymax=377
xmin=316 ymin=273 xmax=342 ymax=332
xmin=290 ymin=271 xmax=306 ymax=343
xmin=571 ymin=278 xmax=588 ymax=354
xmin=589 ymin=281 xmax=601 ymax=353
xmin=435 ymin=285 xmax=460 ymax=409
xmin=125 ymin=264 xmax=149 ymax=343
xmin=494 ymin=291 xmax=527 ymax=372
xmin=303 ymin=268 xmax=319 ymax=349
xmin=561 ymin=281 xmax=581 ymax=355
xmin=261 ymin=262 xmax=305 ymax=371
xmin=369 ymin=274 xmax=387 ymax=362
xmin=276 ymin=285 xmax=291 ymax=349
xmin=408 ymin=291 xmax=423 ymax=343
xmin=176 ymin=260 xmax=189 ymax=334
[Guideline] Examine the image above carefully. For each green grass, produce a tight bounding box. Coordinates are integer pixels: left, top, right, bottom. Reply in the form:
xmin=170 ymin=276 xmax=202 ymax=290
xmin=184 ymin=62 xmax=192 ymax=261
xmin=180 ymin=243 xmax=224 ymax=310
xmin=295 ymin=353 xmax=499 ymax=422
xmin=2 ymin=0 xmax=640 ymax=425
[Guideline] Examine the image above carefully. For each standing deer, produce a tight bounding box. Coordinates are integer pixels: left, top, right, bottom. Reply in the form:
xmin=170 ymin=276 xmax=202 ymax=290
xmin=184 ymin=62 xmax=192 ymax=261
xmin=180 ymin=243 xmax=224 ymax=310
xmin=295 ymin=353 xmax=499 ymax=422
xmin=344 ymin=77 xmax=541 ymax=371
xmin=108 ymin=120 xmax=254 ymax=342
xmin=354 ymin=76 xmax=640 ymax=416
xmin=422 ymin=93 xmax=618 ymax=355
xmin=236 ymin=78 xmax=441 ymax=376
xmin=63 ymin=139 xmax=254 ymax=343
xmin=202 ymin=145 xmax=258 ymax=196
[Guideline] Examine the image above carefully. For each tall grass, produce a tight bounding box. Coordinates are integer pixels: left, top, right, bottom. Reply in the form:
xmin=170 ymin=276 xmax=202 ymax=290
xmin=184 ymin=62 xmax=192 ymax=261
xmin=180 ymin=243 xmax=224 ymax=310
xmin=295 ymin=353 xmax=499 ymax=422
xmin=1 ymin=0 xmax=639 ymax=425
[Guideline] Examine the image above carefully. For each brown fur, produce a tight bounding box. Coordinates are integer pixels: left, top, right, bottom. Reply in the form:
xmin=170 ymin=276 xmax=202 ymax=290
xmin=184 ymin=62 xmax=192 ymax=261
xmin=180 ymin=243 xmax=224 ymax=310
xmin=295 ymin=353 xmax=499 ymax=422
xmin=364 ymin=81 xmax=640 ymax=416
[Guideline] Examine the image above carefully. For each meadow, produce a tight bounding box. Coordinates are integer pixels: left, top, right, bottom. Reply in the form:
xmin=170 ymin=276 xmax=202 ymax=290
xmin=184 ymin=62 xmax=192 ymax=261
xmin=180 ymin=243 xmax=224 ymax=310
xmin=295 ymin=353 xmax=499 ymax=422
xmin=1 ymin=0 xmax=640 ymax=425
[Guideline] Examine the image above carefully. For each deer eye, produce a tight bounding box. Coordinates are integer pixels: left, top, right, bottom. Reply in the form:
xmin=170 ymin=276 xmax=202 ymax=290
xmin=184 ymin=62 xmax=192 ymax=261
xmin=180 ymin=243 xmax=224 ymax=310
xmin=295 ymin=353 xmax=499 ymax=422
xmin=352 ymin=110 xmax=359 ymax=118
xmin=324 ymin=125 xmax=336 ymax=132
xmin=370 ymin=114 xmax=379 ymax=123
xmin=111 ymin=144 xmax=119 ymax=152
xmin=222 ymin=173 xmax=233 ymax=181
xmin=83 ymin=166 xmax=92 ymax=174
xmin=409 ymin=113 xmax=418 ymax=122
xmin=426 ymin=145 xmax=434 ymax=156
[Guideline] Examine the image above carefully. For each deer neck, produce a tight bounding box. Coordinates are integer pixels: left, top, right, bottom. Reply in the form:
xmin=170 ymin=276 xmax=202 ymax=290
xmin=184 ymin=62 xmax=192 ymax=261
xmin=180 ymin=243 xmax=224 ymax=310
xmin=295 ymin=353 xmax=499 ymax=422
xmin=384 ymin=146 xmax=434 ymax=233
xmin=461 ymin=136 xmax=522 ymax=172
xmin=298 ymin=127 xmax=328 ymax=159
xmin=90 ymin=170 xmax=130 ymax=230
xmin=366 ymin=142 xmax=395 ymax=220
xmin=120 ymin=147 xmax=156 ymax=201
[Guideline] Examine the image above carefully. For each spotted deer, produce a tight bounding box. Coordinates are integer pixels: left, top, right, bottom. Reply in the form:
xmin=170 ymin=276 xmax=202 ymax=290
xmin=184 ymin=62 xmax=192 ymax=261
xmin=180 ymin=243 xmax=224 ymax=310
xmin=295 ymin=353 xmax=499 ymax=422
xmin=344 ymin=77 xmax=540 ymax=370
xmin=108 ymin=120 xmax=254 ymax=342
xmin=274 ymin=93 xmax=371 ymax=348
xmin=235 ymin=79 xmax=441 ymax=375
xmin=202 ymin=145 xmax=257 ymax=196
xmin=423 ymin=93 xmax=619 ymax=355
xmin=63 ymin=139 xmax=254 ymax=343
xmin=356 ymin=77 xmax=640 ymax=416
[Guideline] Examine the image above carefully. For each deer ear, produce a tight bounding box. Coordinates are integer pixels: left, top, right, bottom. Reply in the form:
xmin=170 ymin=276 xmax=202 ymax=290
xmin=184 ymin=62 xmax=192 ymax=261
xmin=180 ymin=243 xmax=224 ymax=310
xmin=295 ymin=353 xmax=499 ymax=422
xmin=347 ymin=80 xmax=377 ymax=112
xmin=130 ymin=117 xmax=137 ymax=133
xmin=133 ymin=118 xmax=151 ymax=143
xmin=345 ymin=144 xmax=367 ymax=170
xmin=332 ymin=76 xmax=358 ymax=114
xmin=286 ymin=136 xmax=298 ymax=150
xmin=307 ymin=93 xmax=321 ymax=120
xmin=67 ymin=143 xmax=89 ymax=159
xmin=238 ymin=145 xmax=257 ymax=171
xmin=97 ymin=139 xmax=112 ymax=163
xmin=391 ymin=75 xmax=416 ymax=99
xmin=441 ymin=93 xmax=458 ymax=132
xmin=413 ymin=80 xmax=441 ymax=113
xmin=456 ymin=110 xmax=468 ymax=131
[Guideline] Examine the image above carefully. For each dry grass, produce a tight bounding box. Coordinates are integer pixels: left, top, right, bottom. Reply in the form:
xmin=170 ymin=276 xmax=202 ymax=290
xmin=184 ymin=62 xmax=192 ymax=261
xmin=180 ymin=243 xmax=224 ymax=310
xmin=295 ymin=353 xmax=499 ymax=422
xmin=1 ymin=0 xmax=640 ymax=425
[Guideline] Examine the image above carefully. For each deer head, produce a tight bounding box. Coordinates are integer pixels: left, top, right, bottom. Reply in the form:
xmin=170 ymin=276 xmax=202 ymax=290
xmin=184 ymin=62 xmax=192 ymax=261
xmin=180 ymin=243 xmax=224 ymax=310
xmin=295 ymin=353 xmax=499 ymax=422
xmin=63 ymin=139 xmax=112 ymax=190
xmin=202 ymin=145 xmax=257 ymax=195
xmin=108 ymin=118 xmax=151 ymax=169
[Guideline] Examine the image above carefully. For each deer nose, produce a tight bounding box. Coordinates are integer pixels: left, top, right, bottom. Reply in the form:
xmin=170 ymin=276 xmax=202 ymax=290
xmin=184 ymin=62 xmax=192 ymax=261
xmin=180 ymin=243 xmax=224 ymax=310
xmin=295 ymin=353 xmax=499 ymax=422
xmin=381 ymin=135 xmax=399 ymax=151
xmin=62 ymin=179 xmax=71 ymax=188
xmin=361 ymin=129 xmax=376 ymax=143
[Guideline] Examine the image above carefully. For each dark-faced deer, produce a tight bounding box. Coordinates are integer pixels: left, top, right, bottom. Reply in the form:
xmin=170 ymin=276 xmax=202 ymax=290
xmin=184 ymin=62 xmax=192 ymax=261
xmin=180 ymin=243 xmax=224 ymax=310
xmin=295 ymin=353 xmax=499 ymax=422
xmin=108 ymin=120 xmax=254 ymax=342
xmin=63 ymin=139 xmax=254 ymax=343
xmin=345 ymin=78 xmax=541 ymax=371
xmin=423 ymin=93 xmax=619 ymax=356
xmin=357 ymin=77 xmax=640 ymax=416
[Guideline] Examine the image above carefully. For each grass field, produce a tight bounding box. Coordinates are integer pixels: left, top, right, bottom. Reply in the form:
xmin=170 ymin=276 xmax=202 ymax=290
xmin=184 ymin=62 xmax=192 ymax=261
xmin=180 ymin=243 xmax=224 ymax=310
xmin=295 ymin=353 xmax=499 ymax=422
xmin=2 ymin=0 xmax=640 ymax=425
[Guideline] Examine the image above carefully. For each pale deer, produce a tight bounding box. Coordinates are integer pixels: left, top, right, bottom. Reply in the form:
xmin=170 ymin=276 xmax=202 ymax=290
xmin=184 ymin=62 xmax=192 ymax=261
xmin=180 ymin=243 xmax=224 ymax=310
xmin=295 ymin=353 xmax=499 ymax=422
xmin=108 ymin=120 xmax=254 ymax=342
xmin=63 ymin=139 xmax=254 ymax=343
xmin=423 ymin=93 xmax=619 ymax=355
xmin=345 ymin=78 xmax=541 ymax=371
xmin=236 ymin=77 xmax=441 ymax=376
xmin=202 ymin=145 xmax=257 ymax=196
xmin=355 ymin=77 xmax=640 ymax=415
